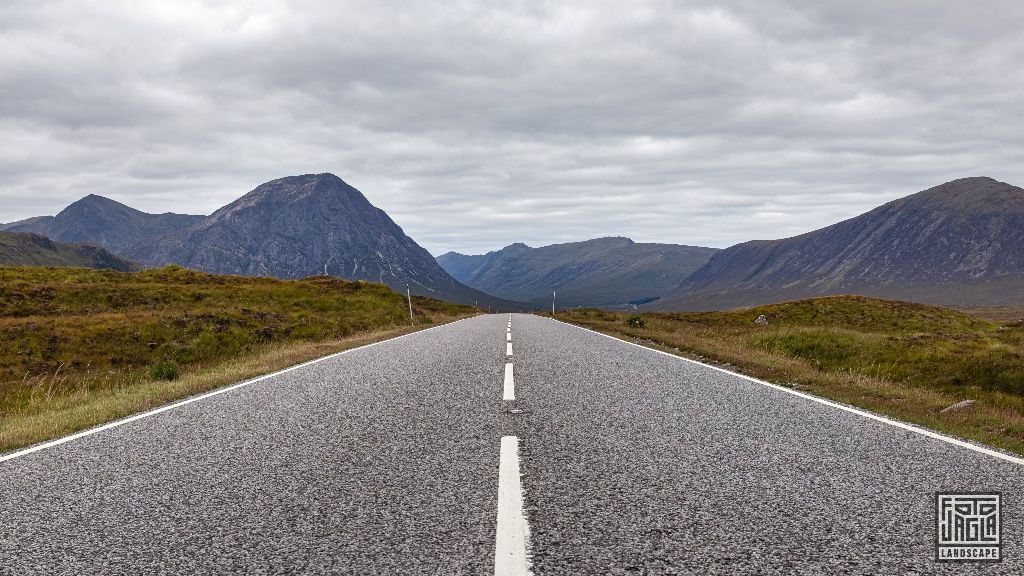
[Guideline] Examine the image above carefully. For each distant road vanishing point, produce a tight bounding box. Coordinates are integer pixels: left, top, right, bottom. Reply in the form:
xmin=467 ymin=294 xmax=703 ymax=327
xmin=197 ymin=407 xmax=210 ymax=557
xmin=2 ymin=314 xmax=1022 ymax=574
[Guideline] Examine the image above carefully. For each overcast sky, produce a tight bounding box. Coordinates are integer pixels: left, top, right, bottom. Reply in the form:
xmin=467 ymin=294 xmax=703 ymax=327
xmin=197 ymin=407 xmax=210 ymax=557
xmin=2 ymin=1 xmax=1022 ymax=255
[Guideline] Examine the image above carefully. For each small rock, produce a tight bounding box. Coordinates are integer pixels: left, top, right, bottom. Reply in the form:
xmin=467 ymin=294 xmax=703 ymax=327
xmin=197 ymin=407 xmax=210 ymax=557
xmin=940 ymin=399 xmax=975 ymax=414
xmin=754 ymin=314 xmax=769 ymax=325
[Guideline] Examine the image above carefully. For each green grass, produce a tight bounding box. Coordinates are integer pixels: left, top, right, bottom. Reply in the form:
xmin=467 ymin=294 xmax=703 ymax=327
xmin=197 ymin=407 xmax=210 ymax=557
xmin=147 ymin=360 xmax=179 ymax=381
xmin=0 ymin=265 xmax=476 ymax=452
xmin=550 ymin=295 xmax=1024 ymax=456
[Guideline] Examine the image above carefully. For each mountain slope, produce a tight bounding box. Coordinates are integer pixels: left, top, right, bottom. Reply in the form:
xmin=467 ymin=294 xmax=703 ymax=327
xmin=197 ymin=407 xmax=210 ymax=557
xmin=0 ymin=216 xmax=55 ymax=232
xmin=657 ymin=177 xmax=1024 ymax=310
xmin=0 ymin=231 xmax=140 ymax=271
xmin=438 ymin=237 xmax=718 ymax=308
xmin=127 ymin=173 xmax=517 ymax=308
xmin=4 ymin=195 xmax=202 ymax=253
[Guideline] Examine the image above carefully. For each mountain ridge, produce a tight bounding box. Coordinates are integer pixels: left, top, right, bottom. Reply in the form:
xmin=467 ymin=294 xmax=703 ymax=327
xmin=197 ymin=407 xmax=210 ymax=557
xmin=0 ymin=231 xmax=140 ymax=271
xmin=655 ymin=176 xmax=1024 ymax=310
xmin=438 ymin=236 xmax=718 ymax=308
xmin=4 ymin=195 xmax=203 ymax=253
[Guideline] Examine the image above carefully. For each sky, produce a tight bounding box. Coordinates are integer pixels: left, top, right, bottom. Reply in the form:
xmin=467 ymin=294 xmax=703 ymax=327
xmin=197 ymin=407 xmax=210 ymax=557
xmin=1 ymin=1 xmax=1022 ymax=255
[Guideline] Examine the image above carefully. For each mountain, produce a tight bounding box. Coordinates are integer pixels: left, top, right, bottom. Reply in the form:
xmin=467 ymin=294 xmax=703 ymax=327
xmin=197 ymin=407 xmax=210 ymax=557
xmin=0 ymin=216 xmax=55 ymax=232
xmin=3 ymin=195 xmax=202 ymax=253
xmin=656 ymin=177 xmax=1024 ymax=310
xmin=126 ymin=173 xmax=517 ymax=309
xmin=0 ymin=231 xmax=140 ymax=271
xmin=437 ymin=237 xmax=719 ymax=308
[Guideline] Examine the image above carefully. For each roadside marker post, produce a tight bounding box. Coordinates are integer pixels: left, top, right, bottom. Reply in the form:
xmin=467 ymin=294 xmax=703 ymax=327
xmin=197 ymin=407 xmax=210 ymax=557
xmin=406 ymin=284 xmax=413 ymax=323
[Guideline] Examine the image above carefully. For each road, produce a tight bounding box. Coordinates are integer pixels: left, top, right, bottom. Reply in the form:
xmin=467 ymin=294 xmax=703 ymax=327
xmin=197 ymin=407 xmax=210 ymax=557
xmin=2 ymin=313 xmax=1023 ymax=574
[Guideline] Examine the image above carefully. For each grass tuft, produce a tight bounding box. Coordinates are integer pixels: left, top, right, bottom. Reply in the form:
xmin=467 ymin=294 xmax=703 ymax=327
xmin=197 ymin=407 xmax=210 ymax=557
xmin=147 ymin=360 xmax=179 ymax=381
xmin=625 ymin=314 xmax=646 ymax=328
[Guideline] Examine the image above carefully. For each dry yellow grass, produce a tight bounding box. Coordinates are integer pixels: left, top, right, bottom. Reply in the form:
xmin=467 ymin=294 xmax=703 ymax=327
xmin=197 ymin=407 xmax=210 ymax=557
xmin=0 ymin=265 xmax=478 ymax=453
xmin=0 ymin=324 xmax=457 ymax=453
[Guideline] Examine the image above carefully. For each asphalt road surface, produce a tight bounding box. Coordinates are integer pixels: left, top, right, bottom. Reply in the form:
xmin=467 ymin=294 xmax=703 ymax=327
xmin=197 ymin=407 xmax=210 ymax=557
xmin=2 ymin=314 xmax=1023 ymax=575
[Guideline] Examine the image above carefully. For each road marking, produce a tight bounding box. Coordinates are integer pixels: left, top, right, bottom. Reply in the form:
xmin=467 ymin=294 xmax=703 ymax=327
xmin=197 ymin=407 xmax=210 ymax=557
xmin=507 ymin=333 xmax=512 ymax=342
xmin=506 ymin=342 xmax=513 ymax=356
xmin=551 ymin=318 xmax=1024 ymax=467
xmin=495 ymin=436 xmax=531 ymax=575
xmin=0 ymin=318 xmax=472 ymax=464
xmin=504 ymin=363 xmax=515 ymax=401
xmin=507 ymin=328 xmax=511 ymax=333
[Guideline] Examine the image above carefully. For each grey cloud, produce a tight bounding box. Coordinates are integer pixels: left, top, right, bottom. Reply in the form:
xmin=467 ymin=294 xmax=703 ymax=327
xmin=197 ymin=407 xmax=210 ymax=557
xmin=1 ymin=0 xmax=1023 ymax=255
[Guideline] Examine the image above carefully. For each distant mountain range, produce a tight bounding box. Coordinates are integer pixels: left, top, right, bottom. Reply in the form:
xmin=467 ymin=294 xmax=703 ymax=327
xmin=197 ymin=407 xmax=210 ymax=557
xmin=1 ymin=174 xmax=516 ymax=309
xmin=0 ymin=231 xmax=140 ymax=272
xmin=656 ymin=177 xmax=1024 ymax=310
xmin=4 ymin=174 xmax=1022 ymax=311
xmin=2 ymin=195 xmax=202 ymax=253
xmin=438 ymin=237 xmax=718 ymax=308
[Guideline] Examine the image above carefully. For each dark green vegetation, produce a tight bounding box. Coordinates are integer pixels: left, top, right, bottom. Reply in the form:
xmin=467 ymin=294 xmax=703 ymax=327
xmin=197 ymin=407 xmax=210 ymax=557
xmin=438 ymin=237 xmax=717 ymax=309
xmin=0 ymin=265 xmax=475 ymax=452
xmin=0 ymin=231 xmax=140 ymax=271
xmin=147 ymin=360 xmax=180 ymax=381
xmin=553 ymin=295 xmax=1024 ymax=455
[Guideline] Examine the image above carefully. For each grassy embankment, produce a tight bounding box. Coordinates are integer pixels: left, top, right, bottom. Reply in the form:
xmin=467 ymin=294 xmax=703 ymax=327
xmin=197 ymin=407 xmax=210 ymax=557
xmin=0 ymin=265 xmax=476 ymax=453
xmin=549 ymin=296 xmax=1024 ymax=456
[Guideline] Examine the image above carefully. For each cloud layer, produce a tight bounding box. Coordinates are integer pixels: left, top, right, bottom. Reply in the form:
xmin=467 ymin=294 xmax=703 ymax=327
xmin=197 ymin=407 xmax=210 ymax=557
xmin=2 ymin=0 xmax=1022 ymax=254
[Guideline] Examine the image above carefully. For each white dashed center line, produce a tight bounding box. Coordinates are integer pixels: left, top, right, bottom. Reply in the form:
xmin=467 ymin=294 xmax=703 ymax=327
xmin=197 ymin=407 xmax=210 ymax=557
xmin=503 ymin=362 xmax=515 ymax=401
xmin=506 ymin=333 xmax=512 ymax=342
xmin=494 ymin=436 xmax=531 ymax=576
xmin=506 ymin=342 xmax=513 ymax=356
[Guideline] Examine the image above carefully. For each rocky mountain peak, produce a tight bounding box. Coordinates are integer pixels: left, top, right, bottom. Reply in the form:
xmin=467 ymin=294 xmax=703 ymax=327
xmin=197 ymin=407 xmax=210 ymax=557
xmin=126 ymin=174 xmax=515 ymax=308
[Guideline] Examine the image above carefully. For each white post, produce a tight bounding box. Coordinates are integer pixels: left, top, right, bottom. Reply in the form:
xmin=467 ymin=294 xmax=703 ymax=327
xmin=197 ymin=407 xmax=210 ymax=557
xmin=407 ymin=285 xmax=413 ymax=322
xmin=552 ymin=291 xmax=556 ymax=315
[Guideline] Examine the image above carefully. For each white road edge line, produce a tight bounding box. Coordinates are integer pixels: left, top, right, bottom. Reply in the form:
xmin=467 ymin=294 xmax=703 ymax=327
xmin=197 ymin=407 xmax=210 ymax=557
xmin=503 ymin=362 xmax=515 ymax=401
xmin=495 ymin=435 xmax=532 ymax=576
xmin=0 ymin=318 xmax=472 ymax=464
xmin=549 ymin=317 xmax=1024 ymax=467
xmin=506 ymin=342 xmax=513 ymax=356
